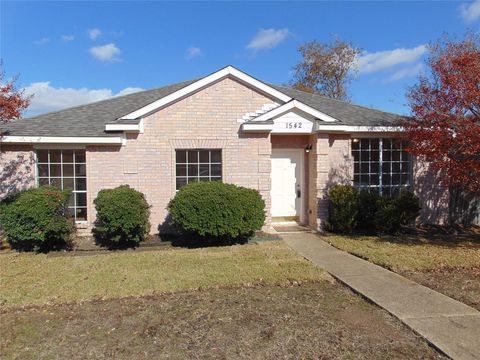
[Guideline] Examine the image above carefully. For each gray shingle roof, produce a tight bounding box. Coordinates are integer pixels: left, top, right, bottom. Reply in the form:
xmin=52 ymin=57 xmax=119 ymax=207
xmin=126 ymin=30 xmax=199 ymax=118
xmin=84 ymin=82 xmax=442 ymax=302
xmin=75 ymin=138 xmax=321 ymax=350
xmin=1 ymin=77 xmax=405 ymax=138
xmin=1 ymin=80 xmax=197 ymax=137
xmin=269 ymin=85 xmax=406 ymax=126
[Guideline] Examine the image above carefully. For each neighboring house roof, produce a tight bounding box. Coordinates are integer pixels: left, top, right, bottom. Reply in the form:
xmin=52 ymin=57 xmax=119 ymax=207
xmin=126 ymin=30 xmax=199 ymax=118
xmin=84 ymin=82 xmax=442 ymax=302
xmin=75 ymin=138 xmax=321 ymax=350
xmin=1 ymin=66 xmax=406 ymax=139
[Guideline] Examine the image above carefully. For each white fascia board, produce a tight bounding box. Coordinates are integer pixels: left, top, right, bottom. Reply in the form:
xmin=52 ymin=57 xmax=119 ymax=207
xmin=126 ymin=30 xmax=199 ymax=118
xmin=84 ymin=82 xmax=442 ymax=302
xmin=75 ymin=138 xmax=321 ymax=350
xmin=118 ymin=66 xmax=292 ymax=120
xmin=250 ymin=100 xmax=338 ymax=123
xmin=105 ymin=123 xmax=140 ymax=131
xmin=242 ymin=123 xmax=274 ymax=131
xmin=0 ymin=136 xmax=123 ymax=144
xmin=242 ymin=124 xmax=404 ymax=133
xmin=316 ymin=125 xmax=404 ymax=133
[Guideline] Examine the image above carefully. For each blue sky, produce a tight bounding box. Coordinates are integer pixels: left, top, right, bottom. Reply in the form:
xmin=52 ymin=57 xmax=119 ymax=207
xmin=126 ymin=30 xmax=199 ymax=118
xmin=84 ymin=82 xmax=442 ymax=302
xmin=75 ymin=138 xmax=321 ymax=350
xmin=1 ymin=1 xmax=479 ymax=117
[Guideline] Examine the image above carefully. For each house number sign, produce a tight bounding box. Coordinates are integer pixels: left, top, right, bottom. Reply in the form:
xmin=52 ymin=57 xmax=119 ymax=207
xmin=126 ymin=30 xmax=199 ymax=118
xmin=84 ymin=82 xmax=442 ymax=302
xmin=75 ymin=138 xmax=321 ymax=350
xmin=271 ymin=114 xmax=314 ymax=133
xmin=285 ymin=122 xmax=303 ymax=129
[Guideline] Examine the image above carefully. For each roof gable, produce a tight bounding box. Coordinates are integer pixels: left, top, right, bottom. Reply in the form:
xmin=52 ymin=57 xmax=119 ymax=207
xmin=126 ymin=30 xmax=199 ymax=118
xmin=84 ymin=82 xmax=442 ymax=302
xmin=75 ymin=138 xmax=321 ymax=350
xmin=245 ymin=100 xmax=337 ymax=124
xmin=117 ymin=66 xmax=292 ymax=121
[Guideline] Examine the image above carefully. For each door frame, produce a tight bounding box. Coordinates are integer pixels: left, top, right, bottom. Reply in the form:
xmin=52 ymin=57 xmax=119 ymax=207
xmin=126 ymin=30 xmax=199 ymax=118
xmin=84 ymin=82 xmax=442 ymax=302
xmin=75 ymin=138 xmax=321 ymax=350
xmin=270 ymin=148 xmax=305 ymax=224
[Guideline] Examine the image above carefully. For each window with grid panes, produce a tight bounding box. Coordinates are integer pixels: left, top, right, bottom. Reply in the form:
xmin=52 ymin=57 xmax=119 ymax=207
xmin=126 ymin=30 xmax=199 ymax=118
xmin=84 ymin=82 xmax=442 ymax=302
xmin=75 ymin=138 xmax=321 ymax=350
xmin=175 ymin=149 xmax=222 ymax=190
xmin=352 ymin=138 xmax=412 ymax=196
xmin=36 ymin=149 xmax=87 ymax=221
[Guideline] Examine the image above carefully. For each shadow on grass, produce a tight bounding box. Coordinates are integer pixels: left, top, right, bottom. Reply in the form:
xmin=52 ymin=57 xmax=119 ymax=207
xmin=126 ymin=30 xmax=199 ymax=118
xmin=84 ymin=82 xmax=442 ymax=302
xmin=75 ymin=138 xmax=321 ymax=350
xmin=331 ymin=224 xmax=480 ymax=249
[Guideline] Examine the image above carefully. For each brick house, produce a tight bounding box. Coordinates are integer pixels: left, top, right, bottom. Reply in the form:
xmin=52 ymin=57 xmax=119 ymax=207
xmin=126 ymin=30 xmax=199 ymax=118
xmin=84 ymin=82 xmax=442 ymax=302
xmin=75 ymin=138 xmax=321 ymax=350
xmin=0 ymin=66 xmax=448 ymax=233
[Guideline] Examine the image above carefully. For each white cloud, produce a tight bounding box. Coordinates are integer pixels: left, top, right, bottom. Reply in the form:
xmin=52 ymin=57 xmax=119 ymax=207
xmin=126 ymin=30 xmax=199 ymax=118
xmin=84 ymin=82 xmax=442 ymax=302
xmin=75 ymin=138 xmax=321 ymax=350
xmin=355 ymin=45 xmax=427 ymax=73
xmin=89 ymin=43 xmax=121 ymax=62
xmin=185 ymin=46 xmax=202 ymax=60
xmin=23 ymin=82 xmax=144 ymax=115
xmin=116 ymin=87 xmax=144 ymax=96
xmin=34 ymin=37 xmax=50 ymax=45
xmin=385 ymin=63 xmax=423 ymax=82
xmin=88 ymin=28 xmax=102 ymax=40
xmin=460 ymin=0 xmax=480 ymax=23
xmin=247 ymin=28 xmax=290 ymax=51
xmin=61 ymin=35 xmax=75 ymax=42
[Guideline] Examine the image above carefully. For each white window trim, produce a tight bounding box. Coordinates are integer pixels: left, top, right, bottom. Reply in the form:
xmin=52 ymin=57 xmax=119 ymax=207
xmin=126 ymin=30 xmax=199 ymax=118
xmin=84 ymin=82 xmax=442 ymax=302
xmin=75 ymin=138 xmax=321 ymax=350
xmin=118 ymin=66 xmax=292 ymax=120
xmin=35 ymin=149 xmax=88 ymax=223
xmin=352 ymin=138 xmax=412 ymax=195
xmin=175 ymin=149 xmax=223 ymax=190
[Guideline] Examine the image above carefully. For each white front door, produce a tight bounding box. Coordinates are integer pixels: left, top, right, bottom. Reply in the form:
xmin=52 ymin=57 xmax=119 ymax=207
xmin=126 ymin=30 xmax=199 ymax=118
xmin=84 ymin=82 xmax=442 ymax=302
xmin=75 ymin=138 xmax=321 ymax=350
xmin=270 ymin=149 xmax=304 ymax=222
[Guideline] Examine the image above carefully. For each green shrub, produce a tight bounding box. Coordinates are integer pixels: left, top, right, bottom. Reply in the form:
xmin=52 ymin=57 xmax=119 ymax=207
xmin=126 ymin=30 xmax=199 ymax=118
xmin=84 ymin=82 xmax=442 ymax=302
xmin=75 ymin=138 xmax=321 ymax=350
xmin=327 ymin=185 xmax=358 ymax=233
xmin=374 ymin=190 xmax=421 ymax=234
xmin=374 ymin=197 xmax=400 ymax=234
xmin=167 ymin=181 xmax=265 ymax=242
xmin=394 ymin=190 xmax=422 ymax=226
xmin=357 ymin=191 xmax=381 ymax=232
xmin=0 ymin=186 xmax=73 ymax=252
xmin=326 ymin=184 xmax=421 ymax=235
xmin=93 ymin=185 xmax=150 ymax=248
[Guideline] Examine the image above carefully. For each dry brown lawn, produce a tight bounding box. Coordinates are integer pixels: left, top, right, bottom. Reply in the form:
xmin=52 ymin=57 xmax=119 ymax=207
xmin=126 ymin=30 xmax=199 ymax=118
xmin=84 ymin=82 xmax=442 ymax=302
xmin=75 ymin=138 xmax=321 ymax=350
xmin=0 ymin=283 xmax=444 ymax=360
xmin=324 ymin=231 xmax=480 ymax=310
xmin=0 ymin=241 xmax=329 ymax=308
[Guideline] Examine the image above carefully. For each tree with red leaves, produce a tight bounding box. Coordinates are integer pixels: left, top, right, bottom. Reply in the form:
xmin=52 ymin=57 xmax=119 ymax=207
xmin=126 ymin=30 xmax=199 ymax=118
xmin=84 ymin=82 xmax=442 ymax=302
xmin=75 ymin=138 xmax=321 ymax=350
xmin=0 ymin=61 xmax=31 ymax=125
xmin=406 ymin=34 xmax=480 ymax=194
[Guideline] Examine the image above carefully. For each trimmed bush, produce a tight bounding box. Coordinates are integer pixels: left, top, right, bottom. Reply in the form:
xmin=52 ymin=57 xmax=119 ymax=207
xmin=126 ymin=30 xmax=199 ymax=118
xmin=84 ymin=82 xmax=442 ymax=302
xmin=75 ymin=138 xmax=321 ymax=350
xmin=0 ymin=186 xmax=73 ymax=252
xmin=167 ymin=181 xmax=265 ymax=242
xmin=395 ymin=190 xmax=422 ymax=226
xmin=327 ymin=185 xmax=358 ymax=233
xmin=374 ymin=191 xmax=421 ymax=234
xmin=374 ymin=197 xmax=400 ymax=234
xmin=357 ymin=191 xmax=381 ymax=232
xmin=93 ymin=185 xmax=150 ymax=248
xmin=326 ymin=184 xmax=422 ymax=235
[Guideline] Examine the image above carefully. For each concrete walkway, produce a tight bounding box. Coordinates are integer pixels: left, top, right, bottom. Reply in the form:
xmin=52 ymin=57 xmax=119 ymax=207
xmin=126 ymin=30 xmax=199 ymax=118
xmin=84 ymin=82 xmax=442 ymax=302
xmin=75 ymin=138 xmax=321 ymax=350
xmin=283 ymin=233 xmax=480 ymax=360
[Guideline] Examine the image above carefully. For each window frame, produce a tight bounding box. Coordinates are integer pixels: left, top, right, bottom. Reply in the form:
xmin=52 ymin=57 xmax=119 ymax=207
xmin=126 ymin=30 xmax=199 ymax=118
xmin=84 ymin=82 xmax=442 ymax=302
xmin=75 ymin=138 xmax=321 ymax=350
xmin=34 ymin=148 xmax=87 ymax=223
xmin=351 ymin=137 xmax=412 ymax=196
xmin=175 ymin=149 xmax=222 ymax=190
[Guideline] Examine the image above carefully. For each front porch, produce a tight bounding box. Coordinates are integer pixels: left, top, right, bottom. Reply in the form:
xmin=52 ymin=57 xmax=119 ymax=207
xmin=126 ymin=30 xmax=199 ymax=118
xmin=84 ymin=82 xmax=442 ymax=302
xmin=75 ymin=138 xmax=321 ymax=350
xmin=269 ymin=133 xmax=353 ymax=232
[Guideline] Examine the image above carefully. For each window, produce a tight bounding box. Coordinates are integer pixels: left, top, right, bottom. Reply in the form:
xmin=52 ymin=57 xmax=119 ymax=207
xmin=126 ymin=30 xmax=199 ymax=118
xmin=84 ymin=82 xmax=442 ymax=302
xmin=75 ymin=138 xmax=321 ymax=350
xmin=36 ymin=149 xmax=87 ymax=222
xmin=175 ymin=149 xmax=222 ymax=189
xmin=352 ymin=138 xmax=411 ymax=196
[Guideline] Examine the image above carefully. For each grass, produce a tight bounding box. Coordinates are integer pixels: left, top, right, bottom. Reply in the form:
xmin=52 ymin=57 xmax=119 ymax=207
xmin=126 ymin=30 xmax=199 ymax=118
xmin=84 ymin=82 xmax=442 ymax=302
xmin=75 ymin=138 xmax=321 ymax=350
xmin=0 ymin=283 xmax=443 ymax=360
xmin=324 ymin=233 xmax=480 ymax=271
xmin=324 ymin=232 xmax=480 ymax=310
xmin=0 ymin=241 xmax=330 ymax=308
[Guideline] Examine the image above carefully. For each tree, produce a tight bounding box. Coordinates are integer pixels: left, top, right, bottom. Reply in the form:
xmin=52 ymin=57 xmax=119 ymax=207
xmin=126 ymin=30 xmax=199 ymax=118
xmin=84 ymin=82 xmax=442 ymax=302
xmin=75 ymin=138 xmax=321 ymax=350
xmin=0 ymin=61 xmax=31 ymax=124
xmin=291 ymin=38 xmax=361 ymax=101
xmin=405 ymin=34 xmax=480 ymax=193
